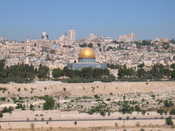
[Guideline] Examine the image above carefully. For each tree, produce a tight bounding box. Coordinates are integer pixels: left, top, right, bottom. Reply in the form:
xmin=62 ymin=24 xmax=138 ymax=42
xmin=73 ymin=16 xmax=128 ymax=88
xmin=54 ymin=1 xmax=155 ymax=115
xmin=107 ymin=64 xmax=121 ymax=69
xmin=149 ymin=64 xmax=167 ymax=79
xmin=170 ymin=39 xmax=175 ymax=44
xmin=0 ymin=60 xmax=7 ymax=83
xmin=43 ymin=96 xmax=55 ymax=110
xmin=119 ymin=101 xmax=134 ymax=114
xmin=138 ymin=63 xmax=144 ymax=68
xmin=0 ymin=112 xmax=3 ymax=118
xmin=118 ymin=65 xmax=136 ymax=79
xmin=6 ymin=64 xmax=35 ymax=83
xmin=56 ymin=67 xmax=114 ymax=83
xmin=2 ymin=107 xmax=13 ymax=113
xmin=171 ymin=64 xmax=175 ymax=79
xmin=80 ymin=68 xmax=93 ymax=79
xmin=157 ymin=109 xmax=165 ymax=115
xmin=137 ymin=68 xmax=146 ymax=79
xmin=79 ymin=43 xmax=87 ymax=47
xmin=118 ymin=66 xmax=127 ymax=79
xmin=171 ymin=70 xmax=175 ymax=79
xmin=171 ymin=64 xmax=175 ymax=70
xmin=140 ymin=129 xmax=145 ymax=131
xmin=63 ymin=67 xmax=73 ymax=77
xmin=74 ymin=121 xmax=77 ymax=125
xmin=52 ymin=68 xmax=63 ymax=79
xmin=93 ymin=68 xmax=104 ymax=79
xmin=165 ymin=117 xmax=174 ymax=126
xmin=37 ymin=64 xmax=49 ymax=80
xmin=164 ymin=100 xmax=174 ymax=107
xmin=0 ymin=60 xmax=5 ymax=69
xmin=88 ymin=43 xmax=93 ymax=48
xmin=170 ymin=108 xmax=175 ymax=115
xmin=30 ymin=104 xmax=34 ymax=111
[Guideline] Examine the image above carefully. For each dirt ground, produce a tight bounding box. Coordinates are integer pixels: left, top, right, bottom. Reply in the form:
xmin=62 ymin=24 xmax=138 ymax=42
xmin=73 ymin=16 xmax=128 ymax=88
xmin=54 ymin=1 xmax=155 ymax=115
xmin=1 ymin=81 xmax=175 ymax=130
xmin=0 ymin=127 xmax=175 ymax=131
xmin=1 ymin=81 xmax=175 ymax=97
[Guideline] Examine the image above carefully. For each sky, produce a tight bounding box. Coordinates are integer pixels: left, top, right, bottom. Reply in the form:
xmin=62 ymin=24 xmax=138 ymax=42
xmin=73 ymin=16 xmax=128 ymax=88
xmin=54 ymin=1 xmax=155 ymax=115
xmin=0 ymin=0 xmax=175 ymax=40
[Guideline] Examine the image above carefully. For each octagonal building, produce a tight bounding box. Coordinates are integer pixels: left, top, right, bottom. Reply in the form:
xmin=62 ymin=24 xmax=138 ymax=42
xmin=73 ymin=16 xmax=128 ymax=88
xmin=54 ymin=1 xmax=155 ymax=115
xmin=67 ymin=48 xmax=107 ymax=70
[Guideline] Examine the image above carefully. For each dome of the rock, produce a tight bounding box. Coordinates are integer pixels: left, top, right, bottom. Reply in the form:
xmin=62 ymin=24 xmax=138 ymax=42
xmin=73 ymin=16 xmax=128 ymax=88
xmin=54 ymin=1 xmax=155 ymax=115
xmin=79 ymin=48 xmax=95 ymax=59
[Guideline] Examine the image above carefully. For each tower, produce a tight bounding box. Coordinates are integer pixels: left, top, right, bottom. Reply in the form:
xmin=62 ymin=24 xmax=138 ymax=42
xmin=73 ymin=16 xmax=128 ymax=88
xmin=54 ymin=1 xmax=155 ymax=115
xmin=41 ymin=32 xmax=49 ymax=40
xmin=67 ymin=29 xmax=76 ymax=42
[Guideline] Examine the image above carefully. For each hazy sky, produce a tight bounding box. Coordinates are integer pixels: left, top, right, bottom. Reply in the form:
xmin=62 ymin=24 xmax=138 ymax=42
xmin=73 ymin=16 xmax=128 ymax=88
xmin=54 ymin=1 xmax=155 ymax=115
xmin=0 ymin=0 xmax=175 ymax=40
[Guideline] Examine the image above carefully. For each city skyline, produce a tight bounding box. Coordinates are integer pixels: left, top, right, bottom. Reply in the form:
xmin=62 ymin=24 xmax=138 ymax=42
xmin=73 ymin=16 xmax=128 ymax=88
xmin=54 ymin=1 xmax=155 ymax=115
xmin=0 ymin=0 xmax=175 ymax=40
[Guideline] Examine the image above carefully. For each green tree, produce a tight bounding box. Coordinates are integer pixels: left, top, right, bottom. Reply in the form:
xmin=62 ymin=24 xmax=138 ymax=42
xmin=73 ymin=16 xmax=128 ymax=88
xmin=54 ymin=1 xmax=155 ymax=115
xmin=149 ymin=64 xmax=168 ymax=79
xmin=0 ymin=60 xmax=7 ymax=82
xmin=2 ymin=107 xmax=13 ymax=113
xmin=0 ymin=112 xmax=3 ymax=117
xmin=52 ymin=68 xmax=63 ymax=79
xmin=138 ymin=63 xmax=144 ymax=68
xmin=80 ymin=68 xmax=93 ymax=79
xmin=0 ymin=59 xmax=5 ymax=69
xmin=30 ymin=104 xmax=34 ymax=111
xmin=118 ymin=65 xmax=136 ymax=79
xmin=157 ymin=109 xmax=165 ymax=115
xmin=79 ymin=43 xmax=87 ymax=47
xmin=63 ymin=67 xmax=73 ymax=77
xmin=171 ymin=70 xmax=175 ymax=79
xmin=170 ymin=39 xmax=175 ymax=44
xmin=170 ymin=63 xmax=175 ymax=79
xmin=43 ymin=96 xmax=55 ymax=110
xmin=88 ymin=43 xmax=93 ymax=48
xmin=170 ymin=108 xmax=175 ymax=115
xmin=6 ymin=64 xmax=35 ymax=83
xmin=137 ymin=68 xmax=146 ymax=79
xmin=164 ymin=100 xmax=174 ymax=107
xmin=119 ymin=101 xmax=134 ymax=114
xmin=165 ymin=117 xmax=174 ymax=126
xmin=61 ymin=67 xmax=114 ymax=83
xmin=37 ymin=64 xmax=49 ymax=80
xmin=107 ymin=64 xmax=121 ymax=69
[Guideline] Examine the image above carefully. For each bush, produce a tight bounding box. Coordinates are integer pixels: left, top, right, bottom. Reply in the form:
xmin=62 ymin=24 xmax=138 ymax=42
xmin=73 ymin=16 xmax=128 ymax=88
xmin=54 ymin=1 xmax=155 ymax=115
xmin=87 ymin=103 xmax=109 ymax=116
xmin=55 ymin=67 xmax=114 ymax=83
xmin=119 ymin=101 xmax=134 ymax=114
xmin=2 ymin=107 xmax=14 ymax=113
xmin=170 ymin=108 xmax=175 ymax=115
xmin=52 ymin=68 xmax=63 ymax=79
xmin=157 ymin=109 xmax=165 ymax=115
xmin=165 ymin=117 xmax=174 ymax=126
xmin=164 ymin=100 xmax=174 ymax=107
xmin=43 ymin=96 xmax=55 ymax=110
xmin=0 ymin=60 xmax=36 ymax=83
xmin=0 ymin=112 xmax=3 ymax=118
xmin=37 ymin=64 xmax=49 ymax=80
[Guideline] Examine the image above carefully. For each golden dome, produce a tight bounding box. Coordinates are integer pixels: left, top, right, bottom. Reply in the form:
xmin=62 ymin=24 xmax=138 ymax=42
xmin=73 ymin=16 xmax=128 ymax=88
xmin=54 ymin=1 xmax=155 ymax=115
xmin=79 ymin=48 xmax=96 ymax=59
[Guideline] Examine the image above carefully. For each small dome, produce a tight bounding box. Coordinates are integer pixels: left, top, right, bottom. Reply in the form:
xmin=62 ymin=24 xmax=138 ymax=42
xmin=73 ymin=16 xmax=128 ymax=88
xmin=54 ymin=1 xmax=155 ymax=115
xmin=79 ymin=48 xmax=96 ymax=59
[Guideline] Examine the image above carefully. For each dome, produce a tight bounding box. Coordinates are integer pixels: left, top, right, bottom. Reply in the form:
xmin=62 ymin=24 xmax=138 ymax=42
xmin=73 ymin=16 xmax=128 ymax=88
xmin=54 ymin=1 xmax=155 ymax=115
xmin=79 ymin=48 xmax=96 ymax=59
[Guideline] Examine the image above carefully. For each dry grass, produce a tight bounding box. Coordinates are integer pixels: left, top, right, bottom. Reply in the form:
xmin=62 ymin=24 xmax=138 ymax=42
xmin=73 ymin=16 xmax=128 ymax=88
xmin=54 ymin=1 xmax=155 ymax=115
xmin=0 ymin=127 xmax=112 ymax=131
xmin=1 ymin=81 xmax=175 ymax=97
xmin=0 ymin=126 xmax=175 ymax=131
